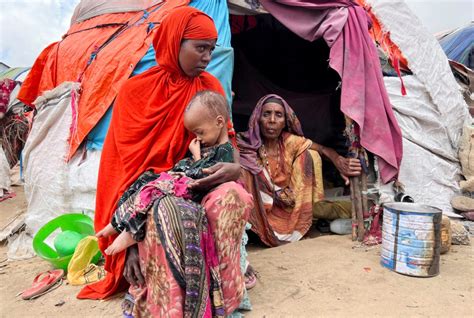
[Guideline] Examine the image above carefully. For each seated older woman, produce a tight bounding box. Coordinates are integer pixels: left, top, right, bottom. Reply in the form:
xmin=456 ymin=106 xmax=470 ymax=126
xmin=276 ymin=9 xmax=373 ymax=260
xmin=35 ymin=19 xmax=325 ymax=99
xmin=237 ymin=94 xmax=361 ymax=247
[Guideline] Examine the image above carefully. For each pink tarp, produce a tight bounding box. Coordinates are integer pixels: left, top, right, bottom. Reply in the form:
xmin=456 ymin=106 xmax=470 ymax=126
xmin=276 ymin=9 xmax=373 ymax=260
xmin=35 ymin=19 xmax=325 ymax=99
xmin=260 ymin=0 xmax=403 ymax=183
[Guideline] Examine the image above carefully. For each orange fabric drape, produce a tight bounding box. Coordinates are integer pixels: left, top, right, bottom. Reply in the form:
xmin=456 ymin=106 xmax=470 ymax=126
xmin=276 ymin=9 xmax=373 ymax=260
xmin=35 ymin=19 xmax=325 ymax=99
xmin=17 ymin=0 xmax=189 ymax=160
xmin=355 ymin=0 xmax=409 ymax=71
xmin=77 ymin=6 xmax=224 ymax=300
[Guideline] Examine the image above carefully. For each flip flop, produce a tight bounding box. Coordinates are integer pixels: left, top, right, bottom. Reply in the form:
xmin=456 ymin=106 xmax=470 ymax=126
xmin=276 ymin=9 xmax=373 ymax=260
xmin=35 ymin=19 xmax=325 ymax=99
xmin=244 ymin=265 xmax=257 ymax=290
xmin=21 ymin=269 xmax=64 ymax=300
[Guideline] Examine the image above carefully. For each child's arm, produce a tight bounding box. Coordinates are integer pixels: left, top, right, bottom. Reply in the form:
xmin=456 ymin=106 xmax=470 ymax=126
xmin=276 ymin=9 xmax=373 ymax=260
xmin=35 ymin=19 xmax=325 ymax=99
xmin=189 ymin=138 xmax=201 ymax=161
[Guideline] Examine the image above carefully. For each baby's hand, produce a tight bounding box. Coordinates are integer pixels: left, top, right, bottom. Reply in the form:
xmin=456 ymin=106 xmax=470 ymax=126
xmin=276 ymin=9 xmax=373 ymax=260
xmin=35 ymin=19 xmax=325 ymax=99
xmin=189 ymin=138 xmax=201 ymax=160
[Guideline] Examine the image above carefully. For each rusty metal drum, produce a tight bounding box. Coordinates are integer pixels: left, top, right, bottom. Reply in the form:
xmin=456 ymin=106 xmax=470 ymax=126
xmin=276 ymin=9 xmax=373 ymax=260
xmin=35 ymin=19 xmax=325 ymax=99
xmin=381 ymin=203 xmax=442 ymax=277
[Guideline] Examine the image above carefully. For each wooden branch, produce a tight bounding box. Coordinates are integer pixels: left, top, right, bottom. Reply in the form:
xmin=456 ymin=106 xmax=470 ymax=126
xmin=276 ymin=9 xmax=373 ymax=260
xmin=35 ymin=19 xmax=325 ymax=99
xmin=354 ymin=175 xmax=365 ymax=241
xmin=350 ymin=177 xmax=357 ymax=241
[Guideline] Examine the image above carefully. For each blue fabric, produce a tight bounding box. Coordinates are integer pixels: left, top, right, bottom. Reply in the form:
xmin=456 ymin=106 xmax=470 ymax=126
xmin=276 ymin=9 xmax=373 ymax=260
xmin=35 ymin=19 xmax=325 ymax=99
xmin=190 ymin=0 xmax=234 ymax=107
xmin=130 ymin=44 xmax=156 ymax=77
xmin=86 ymin=45 xmax=157 ymax=150
xmin=86 ymin=2 xmax=234 ymax=150
xmin=207 ymin=46 xmax=234 ymax=110
xmin=189 ymin=0 xmax=231 ymax=47
xmin=86 ymin=106 xmax=113 ymax=150
xmin=439 ymin=25 xmax=473 ymax=69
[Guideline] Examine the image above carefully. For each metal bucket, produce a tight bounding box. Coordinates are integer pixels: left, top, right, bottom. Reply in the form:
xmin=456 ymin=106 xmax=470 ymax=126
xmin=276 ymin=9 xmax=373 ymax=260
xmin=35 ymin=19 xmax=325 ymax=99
xmin=381 ymin=203 xmax=442 ymax=277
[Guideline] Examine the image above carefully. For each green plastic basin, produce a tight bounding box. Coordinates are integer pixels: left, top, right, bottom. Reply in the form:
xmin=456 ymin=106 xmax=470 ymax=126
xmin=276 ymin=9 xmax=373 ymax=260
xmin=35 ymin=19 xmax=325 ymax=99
xmin=32 ymin=213 xmax=101 ymax=271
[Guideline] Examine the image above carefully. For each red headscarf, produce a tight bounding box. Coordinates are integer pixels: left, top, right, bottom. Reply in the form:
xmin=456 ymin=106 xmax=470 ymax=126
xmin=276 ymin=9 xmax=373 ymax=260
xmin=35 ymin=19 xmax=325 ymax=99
xmin=78 ymin=6 xmax=224 ymax=300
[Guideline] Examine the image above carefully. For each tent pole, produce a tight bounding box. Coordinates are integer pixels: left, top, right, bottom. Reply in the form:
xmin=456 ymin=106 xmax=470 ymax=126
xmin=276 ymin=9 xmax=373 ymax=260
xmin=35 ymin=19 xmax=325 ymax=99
xmin=345 ymin=116 xmax=366 ymax=241
xmin=350 ymin=175 xmax=357 ymax=241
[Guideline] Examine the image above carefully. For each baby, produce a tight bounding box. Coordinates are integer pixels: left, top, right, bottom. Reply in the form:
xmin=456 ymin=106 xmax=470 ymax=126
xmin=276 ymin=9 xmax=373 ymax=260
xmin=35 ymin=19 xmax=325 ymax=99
xmin=96 ymin=90 xmax=234 ymax=255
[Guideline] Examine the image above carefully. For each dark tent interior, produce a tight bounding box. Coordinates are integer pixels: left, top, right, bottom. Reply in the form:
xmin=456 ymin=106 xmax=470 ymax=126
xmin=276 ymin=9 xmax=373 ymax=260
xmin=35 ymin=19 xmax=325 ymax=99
xmin=230 ymin=14 xmax=349 ymax=186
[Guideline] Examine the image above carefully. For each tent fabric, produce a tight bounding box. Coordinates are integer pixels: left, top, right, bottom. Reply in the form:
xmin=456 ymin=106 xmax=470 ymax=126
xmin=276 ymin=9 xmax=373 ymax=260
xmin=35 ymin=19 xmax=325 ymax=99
xmin=86 ymin=43 xmax=156 ymax=151
xmin=8 ymin=82 xmax=101 ymax=259
xmin=365 ymin=0 xmax=470 ymax=214
xmin=355 ymin=0 xmax=408 ymax=71
xmin=17 ymin=0 xmax=190 ymax=160
xmin=228 ymin=0 xmax=268 ymax=15
xmin=190 ymin=0 xmax=231 ymax=47
xmin=22 ymin=82 xmax=79 ymax=246
xmin=0 ymin=146 xmax=10 ymax=193
xmin=70 ymin=0 xmax=164 ymax=24
xmin=0 ymin=67 xmax=30 ymax=81
xmin=86 ymin=0 xmax=235 ymax=150
xmin=381 ymin=76 xmax=464 ymax=218
xmin=259 ymin=0 xmax=403 ymax=183
xmin=439 ymin=23 xmax=474 ymax=69
xmin=365 ymin=0 xmax=469 ymax=154
xmin=189 ymin=0 xmax=234 ymax=107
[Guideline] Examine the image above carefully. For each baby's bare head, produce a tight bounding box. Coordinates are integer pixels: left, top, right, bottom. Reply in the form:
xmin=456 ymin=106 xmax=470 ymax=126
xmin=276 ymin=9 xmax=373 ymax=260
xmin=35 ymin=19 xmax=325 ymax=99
xmin=185 ymin=90 xmax=229 ymax=122
xmin=184 ymin=91 xmax=230 ymax=147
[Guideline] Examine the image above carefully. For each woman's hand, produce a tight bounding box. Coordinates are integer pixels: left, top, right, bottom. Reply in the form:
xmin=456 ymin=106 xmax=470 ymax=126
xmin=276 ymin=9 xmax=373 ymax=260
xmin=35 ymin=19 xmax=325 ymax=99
xmin=188 ymin=162 xmax=240 ymax=191
xmin=334 ymin=156 xmax=362 ymax=185
xmin=123 ymin=244 xmax=144 ymax=288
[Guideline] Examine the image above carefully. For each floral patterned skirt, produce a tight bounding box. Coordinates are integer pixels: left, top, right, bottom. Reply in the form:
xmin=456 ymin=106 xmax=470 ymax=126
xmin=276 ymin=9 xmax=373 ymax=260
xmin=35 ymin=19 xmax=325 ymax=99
xmin=128 ymin=182 xmax=252 ymax=317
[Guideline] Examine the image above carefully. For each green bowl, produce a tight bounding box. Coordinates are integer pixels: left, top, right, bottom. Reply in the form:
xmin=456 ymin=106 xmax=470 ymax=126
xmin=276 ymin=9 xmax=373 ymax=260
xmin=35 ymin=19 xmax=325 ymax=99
xmin=32 ymin=213 xmax=102 ymax=271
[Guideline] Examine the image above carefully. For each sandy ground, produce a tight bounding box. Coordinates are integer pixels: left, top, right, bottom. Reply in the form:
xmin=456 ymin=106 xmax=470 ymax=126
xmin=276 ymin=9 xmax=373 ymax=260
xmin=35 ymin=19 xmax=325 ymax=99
xmin=0 ymin=186 xmax=473 ymax=317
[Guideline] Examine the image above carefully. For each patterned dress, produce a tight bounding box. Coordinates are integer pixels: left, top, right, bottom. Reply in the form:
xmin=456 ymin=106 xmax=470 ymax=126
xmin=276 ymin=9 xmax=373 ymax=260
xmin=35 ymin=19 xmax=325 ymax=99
xmin=109 ymin=142 xmax=251 ymax=317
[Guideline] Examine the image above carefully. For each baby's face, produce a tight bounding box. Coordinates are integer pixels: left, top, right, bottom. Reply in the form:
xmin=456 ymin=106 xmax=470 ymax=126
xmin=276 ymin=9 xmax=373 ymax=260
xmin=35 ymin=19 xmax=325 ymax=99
xmin=184 ymin=103 xmax=223 ymax=148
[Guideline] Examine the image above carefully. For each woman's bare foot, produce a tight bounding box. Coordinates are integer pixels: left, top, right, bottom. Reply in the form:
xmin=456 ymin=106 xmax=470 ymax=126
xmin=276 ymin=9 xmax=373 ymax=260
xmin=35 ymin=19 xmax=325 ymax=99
xmin=96 ymin=223 xmax=118 ymax=238
xmin=105 ymin=231 xmax=137 ymax=255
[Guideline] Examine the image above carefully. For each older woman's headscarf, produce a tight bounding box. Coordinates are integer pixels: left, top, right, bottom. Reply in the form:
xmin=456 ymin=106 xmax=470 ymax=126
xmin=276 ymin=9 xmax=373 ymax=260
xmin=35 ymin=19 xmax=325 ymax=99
xmin=80 ymin=7 xmax=225 ymax=300
xmin=237 ymin=94 xmax=304 ymax=175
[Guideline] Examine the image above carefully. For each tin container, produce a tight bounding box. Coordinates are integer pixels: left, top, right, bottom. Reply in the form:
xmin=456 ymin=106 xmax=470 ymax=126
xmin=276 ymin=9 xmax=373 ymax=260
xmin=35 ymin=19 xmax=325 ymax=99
xmin=381 ymin=203 xmax=441 ymax=277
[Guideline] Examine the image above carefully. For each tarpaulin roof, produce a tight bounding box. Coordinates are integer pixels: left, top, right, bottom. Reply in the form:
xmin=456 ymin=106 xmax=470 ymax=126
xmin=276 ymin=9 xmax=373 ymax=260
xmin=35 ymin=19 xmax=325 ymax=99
xmin=86 ymin=0 xmax=235 ymax=151
xmin=18 ymin=0 xmax=189 ymax=160
xmin=0 ymin=67 xmax=30 ymax=81
xmin=439 ymin=23 xmax=473 ymax=69
xmin=70 ymin=0 xmax=164 ymax=24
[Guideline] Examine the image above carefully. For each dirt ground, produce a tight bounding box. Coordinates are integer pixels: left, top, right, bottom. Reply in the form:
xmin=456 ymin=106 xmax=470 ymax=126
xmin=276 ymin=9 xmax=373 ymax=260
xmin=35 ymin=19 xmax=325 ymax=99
xmin=0 ymin=185 xmax=473 ymax=317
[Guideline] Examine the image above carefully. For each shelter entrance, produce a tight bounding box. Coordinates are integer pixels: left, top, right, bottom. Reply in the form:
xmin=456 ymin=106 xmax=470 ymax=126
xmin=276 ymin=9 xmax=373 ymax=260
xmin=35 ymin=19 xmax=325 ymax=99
xmin=231 ymin=14 xmax=348 ymax=185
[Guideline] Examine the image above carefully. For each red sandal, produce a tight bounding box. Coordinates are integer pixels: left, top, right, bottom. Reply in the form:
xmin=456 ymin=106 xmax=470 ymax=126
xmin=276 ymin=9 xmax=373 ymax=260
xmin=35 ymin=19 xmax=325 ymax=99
xmin=21 ymin=269 xmax=64 ymax=300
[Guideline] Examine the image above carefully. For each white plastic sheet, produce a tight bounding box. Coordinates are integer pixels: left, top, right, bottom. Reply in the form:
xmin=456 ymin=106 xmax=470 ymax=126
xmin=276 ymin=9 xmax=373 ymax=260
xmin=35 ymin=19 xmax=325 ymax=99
xmin=8 ymin=82 xmax=102 ymax=259
xmin=367 ymin=0 xmax=470 ymax=216
xmin=71 ymin=0 xmax=163 ymax=24
xmin=0 ymin=146 xmax=11 ymax=196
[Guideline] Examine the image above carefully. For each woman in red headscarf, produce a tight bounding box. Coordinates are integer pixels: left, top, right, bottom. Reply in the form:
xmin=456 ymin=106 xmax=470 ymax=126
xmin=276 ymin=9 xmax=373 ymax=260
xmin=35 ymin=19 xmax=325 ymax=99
xmin=78 ymin=7 xmax=252 ymax=317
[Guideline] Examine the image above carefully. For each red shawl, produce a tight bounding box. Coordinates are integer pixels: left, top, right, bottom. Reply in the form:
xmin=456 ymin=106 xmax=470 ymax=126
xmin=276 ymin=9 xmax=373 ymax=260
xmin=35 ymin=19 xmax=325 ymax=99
xmin=78 ymin=6 xmax=224 ymax=299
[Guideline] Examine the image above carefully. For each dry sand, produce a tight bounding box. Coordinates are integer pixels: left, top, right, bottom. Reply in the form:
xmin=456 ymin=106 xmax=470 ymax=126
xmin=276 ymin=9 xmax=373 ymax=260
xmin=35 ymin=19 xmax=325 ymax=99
xmin=0 ymin=185 xmax=473 ymax=317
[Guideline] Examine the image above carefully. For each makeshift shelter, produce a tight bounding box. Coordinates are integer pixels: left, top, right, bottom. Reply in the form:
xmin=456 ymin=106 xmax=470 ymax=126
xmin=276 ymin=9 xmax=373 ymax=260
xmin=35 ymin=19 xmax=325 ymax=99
xmin=437 ymin=23 xmax=473 ymax=113
xmin=438 ymin=23 xmax=473 ymax=70
xmin=0 ymin=66 xmax=30 ymax=197
xmin=9 ymin=0 xmax=469 ymax=257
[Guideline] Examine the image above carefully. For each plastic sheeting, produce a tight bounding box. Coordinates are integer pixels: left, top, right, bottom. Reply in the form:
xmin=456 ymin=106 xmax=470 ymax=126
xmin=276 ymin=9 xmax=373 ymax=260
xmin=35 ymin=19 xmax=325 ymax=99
xmin=9 ymin=82 xmax=101 ymax=259
xmin=439 ymin=23 xmax=473 ymax=69
xmin=190 ymin=0 xmax=231 ymax=47
xmin=18 ymin=1 xmax=188 ymax=160
xmin=86 ymin=0 xmax=235 ymax=150
xmin=367 ymin=0 xmax=470 ymax=216
xmin=381 ymin=76 xmax=464 ymax=217
xmin=70 ymin=0 xmax=165 ymax=24
xmin=227 ymin=0 xmax=267 ymax=15
xmin=0 ymin=146 xmax=10 ymax=194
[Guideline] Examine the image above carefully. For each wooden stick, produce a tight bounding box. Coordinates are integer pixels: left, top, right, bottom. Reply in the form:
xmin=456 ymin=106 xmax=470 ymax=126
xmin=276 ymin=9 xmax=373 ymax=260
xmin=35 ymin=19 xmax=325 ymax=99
xmin=354 ymin=175 xmax=365 ymax=241
xmin=360 ymin=171 xmax=369 ymax=240
xmin=350 ymin=176 xmax=357 ymax=241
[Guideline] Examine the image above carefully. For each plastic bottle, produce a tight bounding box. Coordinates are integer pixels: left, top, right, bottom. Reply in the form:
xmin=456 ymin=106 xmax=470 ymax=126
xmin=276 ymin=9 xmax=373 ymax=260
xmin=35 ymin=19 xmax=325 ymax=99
xmin=330 ymin=218 xmax=352 ymax=235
